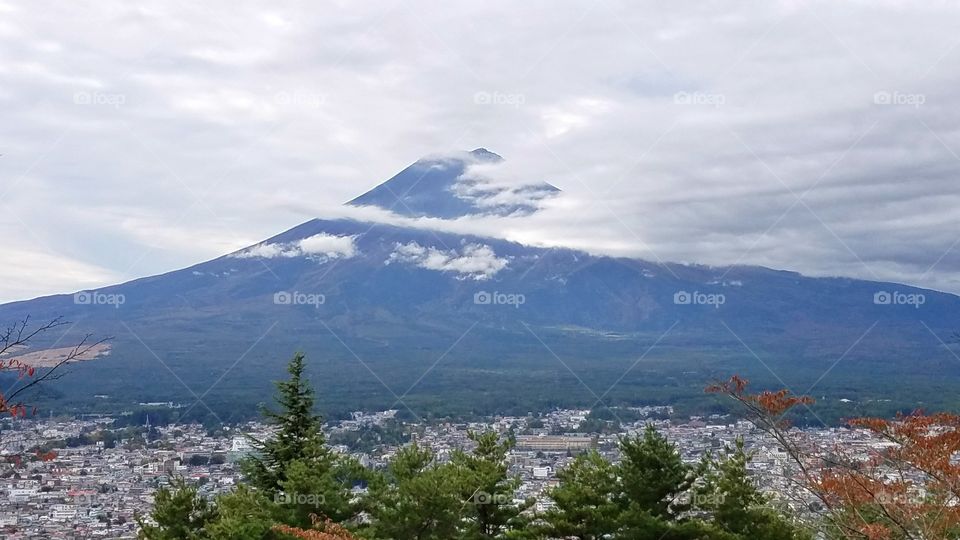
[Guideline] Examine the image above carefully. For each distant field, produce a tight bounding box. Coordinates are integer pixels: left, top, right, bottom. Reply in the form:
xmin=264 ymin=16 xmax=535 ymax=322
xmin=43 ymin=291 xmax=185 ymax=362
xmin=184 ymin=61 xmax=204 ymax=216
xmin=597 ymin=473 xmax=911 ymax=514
xmin=3 ymin=343 xmax=112 ymax=367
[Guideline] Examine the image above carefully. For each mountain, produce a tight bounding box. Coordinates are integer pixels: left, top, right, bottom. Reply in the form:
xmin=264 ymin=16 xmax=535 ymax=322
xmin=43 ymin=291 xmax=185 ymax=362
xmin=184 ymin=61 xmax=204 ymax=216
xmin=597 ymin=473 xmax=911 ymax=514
xmin=2 ymin=150 xmax=959 ymax=422
xmin=347 ymin=148 xmax=560 ymax=218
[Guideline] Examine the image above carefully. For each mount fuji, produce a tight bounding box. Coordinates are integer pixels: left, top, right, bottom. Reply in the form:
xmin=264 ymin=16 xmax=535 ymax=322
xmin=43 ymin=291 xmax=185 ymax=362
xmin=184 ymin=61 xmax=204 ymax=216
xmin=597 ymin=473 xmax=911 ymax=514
xmin=347 ymin=148 xmax=560 ymax=218
xmin=2 ymin=149 xmax=959 ymax=422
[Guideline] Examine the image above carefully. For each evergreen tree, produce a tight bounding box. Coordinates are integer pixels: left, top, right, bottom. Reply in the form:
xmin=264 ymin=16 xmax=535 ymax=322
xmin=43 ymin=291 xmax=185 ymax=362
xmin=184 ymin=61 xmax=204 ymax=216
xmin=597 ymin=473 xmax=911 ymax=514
xmin=239 ymin=352 xmax=361 ymax=528
xmin=137 ymin=477 xmax=217 ymax=540
xmin=616 ymin=511 xmax=739 ymax=540
xmin=617 ymin=425 xmax=693 ymax=520
xmin=364 ymin=443 xmax=462 ymax=540
xmin=451 ymin=431 xmax=532 ymax=539
xmin=539 ymin=450 xmax=620 ymax=540
xmin=694 ymin=439 xmax=759 ymax=531
xmin=278 ymin=456 xmax=365 ymax=527
xmin=242 ymin=352 xmax=330 ymax=495
xmin=205 ymin=485 xmax=277 ymax=540
xmin=693 ymin=439 xmax=810 ymax=540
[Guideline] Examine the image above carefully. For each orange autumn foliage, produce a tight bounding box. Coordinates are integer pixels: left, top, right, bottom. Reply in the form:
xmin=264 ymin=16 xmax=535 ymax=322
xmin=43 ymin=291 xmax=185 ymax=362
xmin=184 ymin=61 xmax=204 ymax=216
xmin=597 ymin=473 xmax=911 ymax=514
xmin=706 ymin=375 xmax=814 ymax=420
xmin=0 ymin=357 xmax=39 ymax=418
xmin=272 ymin=515 xmax=356 ymax=540
xmin=821 ymin=412 xmax=960 ymax=539
xmin=708 ymin=375 xmax=960 ymax=540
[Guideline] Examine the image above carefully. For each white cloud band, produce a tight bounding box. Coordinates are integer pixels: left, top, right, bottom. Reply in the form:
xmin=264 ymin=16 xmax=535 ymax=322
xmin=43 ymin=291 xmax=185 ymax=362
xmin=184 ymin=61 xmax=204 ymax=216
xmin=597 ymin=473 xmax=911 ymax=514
xmin=387 ymin=241 xmax=508 ymax=280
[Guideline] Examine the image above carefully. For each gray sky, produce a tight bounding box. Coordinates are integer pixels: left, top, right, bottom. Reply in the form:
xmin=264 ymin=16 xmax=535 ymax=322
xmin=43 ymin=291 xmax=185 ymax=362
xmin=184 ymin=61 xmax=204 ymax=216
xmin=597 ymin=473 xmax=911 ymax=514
xmin=3 ymin=0 xmax=960 ymax=303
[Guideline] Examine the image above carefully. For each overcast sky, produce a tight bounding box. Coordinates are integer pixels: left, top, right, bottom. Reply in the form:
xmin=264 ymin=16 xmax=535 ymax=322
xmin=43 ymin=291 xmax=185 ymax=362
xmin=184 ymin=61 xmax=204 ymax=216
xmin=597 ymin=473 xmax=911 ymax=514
xmin=3 ymin=0 xmax=960 ymax=303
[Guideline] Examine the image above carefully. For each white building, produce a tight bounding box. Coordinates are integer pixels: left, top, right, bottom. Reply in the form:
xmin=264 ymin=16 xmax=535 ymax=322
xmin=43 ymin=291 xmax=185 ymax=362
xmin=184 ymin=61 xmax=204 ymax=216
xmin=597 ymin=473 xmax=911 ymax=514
xmin=51 ymin=504 xmax=77 ymax=521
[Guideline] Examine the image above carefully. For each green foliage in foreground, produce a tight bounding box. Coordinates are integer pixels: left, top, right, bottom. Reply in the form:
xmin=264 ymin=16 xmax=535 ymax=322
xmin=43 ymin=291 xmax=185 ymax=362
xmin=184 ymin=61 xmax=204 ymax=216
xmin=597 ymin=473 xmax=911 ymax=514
xmin=136 ymin=477 xmax=217 ymax=540
xmin=138 ymin=353 xmax=812 ymax=540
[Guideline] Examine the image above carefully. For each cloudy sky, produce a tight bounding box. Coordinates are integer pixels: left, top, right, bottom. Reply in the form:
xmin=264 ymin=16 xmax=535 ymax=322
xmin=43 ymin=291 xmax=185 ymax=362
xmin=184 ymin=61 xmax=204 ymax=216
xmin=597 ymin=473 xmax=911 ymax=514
xmin=3 ymin=0 xmax=960 ymax=303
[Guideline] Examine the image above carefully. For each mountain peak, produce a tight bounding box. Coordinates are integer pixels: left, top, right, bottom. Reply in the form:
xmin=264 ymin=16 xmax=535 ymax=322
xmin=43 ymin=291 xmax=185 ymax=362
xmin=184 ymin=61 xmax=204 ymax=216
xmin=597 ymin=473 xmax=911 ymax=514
xmin=346 ymin=149 xmax=559 ymax=219
xmin=469 ymin=148 xmax=504 ymax=162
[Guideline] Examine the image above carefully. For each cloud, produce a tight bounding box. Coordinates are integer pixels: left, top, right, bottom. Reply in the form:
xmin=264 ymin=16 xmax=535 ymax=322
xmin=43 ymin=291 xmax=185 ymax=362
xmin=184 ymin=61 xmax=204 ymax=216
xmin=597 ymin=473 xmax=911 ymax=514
xmin=452 ymin=159 xmax=559 ymax=214
xmin=387 ymin=241 xmax=509 ymax=280
xmin=0 ymin=247 xmax=121 ymax=302
xmin=232 ymin=233 xmax=357 ymax=261
xmin=3 ymin=1 xmax=960 ymax=301
xmin=233 ymin=243 xmax=300 ymax=259
xmin=299 ymin=233 xmax=358 ymax=258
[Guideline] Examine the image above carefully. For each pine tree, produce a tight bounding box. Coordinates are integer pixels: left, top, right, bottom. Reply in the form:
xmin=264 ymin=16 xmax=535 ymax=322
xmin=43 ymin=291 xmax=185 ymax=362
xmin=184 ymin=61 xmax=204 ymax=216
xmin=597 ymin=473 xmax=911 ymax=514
xmin=242 ymin=352 xmax=330 ymax=494
xmin=452 ymin=431 xmax=532 ymax=539
xmin=204 ymin=485 xmax=276 ymax=540
xmin=695 ymin=439 xmax=759 ymax=531
xmin=539 ymin=450 xmax=620 ymax=540
xmin=364 ymin=443 xmax=462 ymax=540
xmin=616 ymin=511 xmax=739 ymax=540
xmin=240 ymin=352 xmax=361 ymax=528
xmin=137 ymin=477 xmax=217 ymax=540
xmin=616 ymin=425 xmax=693 ymax=520
xmin=694 ymin=439 xmax=810 ymax=540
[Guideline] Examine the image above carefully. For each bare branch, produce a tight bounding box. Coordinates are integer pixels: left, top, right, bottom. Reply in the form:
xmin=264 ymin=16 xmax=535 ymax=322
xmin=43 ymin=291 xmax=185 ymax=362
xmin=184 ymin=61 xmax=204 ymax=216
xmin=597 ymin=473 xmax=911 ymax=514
xmin=0 ymin=316 xmax=110 ymax=417
xmin=5 ymin=334 xmax=111 ymax=405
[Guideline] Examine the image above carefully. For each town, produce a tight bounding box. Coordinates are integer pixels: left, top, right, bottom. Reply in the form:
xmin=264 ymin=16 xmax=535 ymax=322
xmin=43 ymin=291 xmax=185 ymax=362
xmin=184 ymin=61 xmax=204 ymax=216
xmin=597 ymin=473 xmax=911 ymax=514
xmin=0 ymin=407 xmax=893 ymax=539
